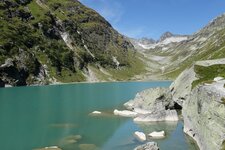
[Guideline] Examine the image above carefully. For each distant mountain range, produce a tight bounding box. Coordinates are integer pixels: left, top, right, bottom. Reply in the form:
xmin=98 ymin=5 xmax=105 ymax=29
xmin=130 ymin=32 xmax=188 ymax=51
xmin=129 ymin=13 xmax=225 ymax=80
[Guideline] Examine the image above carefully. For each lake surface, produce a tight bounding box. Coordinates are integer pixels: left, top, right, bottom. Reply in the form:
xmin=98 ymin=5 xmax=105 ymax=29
xmin=0 ymin=81 xmax=198 ymax=150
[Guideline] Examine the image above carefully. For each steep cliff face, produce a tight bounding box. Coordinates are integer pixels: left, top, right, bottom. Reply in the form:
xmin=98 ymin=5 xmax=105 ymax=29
xmin=170 ymin=58 xmax=225 ymax=150
xmin=183 ymin=80 xmax=225 ymax=150
xmin=170 ymin=58 xmax=225 ymax=107
xmin=0 ymin=0 xmax=144 ymax=87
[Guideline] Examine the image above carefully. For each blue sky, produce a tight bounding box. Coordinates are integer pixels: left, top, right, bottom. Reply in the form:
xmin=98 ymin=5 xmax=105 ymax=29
xmin=79 ymin=0 xmax=225 ymax=40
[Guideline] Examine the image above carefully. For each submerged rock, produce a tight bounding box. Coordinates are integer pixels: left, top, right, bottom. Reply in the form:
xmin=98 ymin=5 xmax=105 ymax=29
xmin=134 ymin=131 xmax=146 ymax=142
xmin=34 ymin=146 xmax=61 ymax=150
xmin=134 ymin=142 xmax=159 ymax=150
xmin=59 ymin=135 xmax=82 ymax=145
xmin=50 ymin=123 xmax=77 ymax=128
xmin=114 ymin=109 xmax=138 ymax=117
xmin=78 ymin=144 xmax=98 ymax=150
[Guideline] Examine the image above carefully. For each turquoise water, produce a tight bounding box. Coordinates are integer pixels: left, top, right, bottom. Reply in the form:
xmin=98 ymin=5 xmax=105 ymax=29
xmin=0 ymin=81 xmax=198 ymax=150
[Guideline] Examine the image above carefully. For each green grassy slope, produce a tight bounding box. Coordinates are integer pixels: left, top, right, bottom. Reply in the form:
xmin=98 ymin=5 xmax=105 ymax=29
xmin=0 ymin=0 xmax=146 ymax=86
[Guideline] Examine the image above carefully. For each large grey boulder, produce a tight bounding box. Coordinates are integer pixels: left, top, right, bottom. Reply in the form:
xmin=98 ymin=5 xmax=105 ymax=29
xmin=124 ymin=87 xmax=173 ymax=110
xmin=169 ymin=66 xmax=196 ymax=107
xmin=134 ymin=142 xmax=159 ymax=150
xmin=183 ymin=80 xmax=225 ymax=150
xmin=124 ymin=87 xmax=178 ymax=122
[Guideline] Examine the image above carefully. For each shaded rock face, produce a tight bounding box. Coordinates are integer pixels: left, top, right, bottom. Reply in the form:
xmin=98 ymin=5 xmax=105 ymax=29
xmin=159 ymin=32 xmax=173 ymax=42
xmin=0 ymin=79 xmax=5 ymax=87
xmin=134 ymin=142 xmax=159 ymax=150
xmin=0 ymin=58 xmax=28 ymax=86
xmin=183 ymin=80 xmax=225 ymax=150
xmin=0 ymin=53 xmax=43 ymax=86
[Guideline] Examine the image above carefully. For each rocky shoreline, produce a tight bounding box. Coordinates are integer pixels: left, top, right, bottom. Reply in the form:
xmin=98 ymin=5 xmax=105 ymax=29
xmin=124 ymin=58 xmax=225 ymax=150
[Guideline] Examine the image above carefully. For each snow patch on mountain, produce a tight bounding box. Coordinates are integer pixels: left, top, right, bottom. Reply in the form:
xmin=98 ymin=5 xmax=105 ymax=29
xmin=138 ymin=43 xmax=154 ymax=49
xmin=160 ymin=36 xmax=187 ymax=45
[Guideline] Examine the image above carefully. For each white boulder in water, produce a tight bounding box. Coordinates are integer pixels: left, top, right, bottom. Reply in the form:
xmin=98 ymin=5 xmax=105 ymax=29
xmin=113 ymin=109 xmax=138 ymax=117
xmin=91 ymin=111 xmax=102 ymax=114
xmin=148 ymin=131 xmax=165 ymax=138
xmin=134 ymin=131 xmax=146 ymax=142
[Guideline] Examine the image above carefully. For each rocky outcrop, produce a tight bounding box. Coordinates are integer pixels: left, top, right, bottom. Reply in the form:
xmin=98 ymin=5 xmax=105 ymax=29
xmin=183 ymin=79 xmax=225 ymax=150
xmin=0 ymin=53 xmax=44 ymax=87
xmin=134 ymin=142 xmax=159 ymax=150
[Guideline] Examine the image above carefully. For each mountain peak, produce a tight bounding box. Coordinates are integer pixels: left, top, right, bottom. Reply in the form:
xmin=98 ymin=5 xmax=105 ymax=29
xmin=159 ymin=32 xmax=174 ymax=42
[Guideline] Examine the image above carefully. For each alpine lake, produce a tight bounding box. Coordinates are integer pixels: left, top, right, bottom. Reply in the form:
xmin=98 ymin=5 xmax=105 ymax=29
xmin=0 ymin=81 xmax=198 ymax=150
